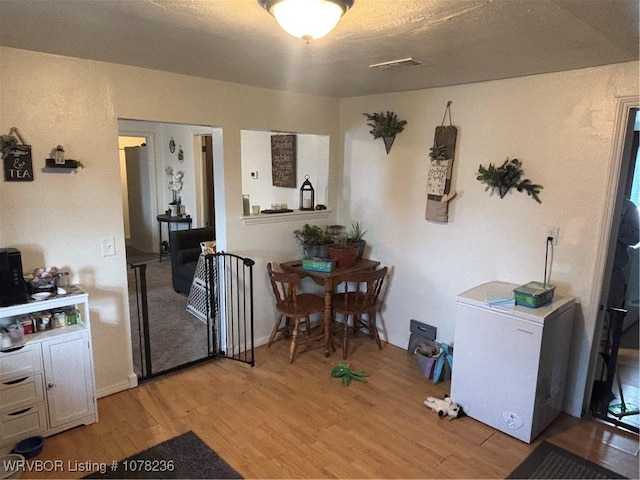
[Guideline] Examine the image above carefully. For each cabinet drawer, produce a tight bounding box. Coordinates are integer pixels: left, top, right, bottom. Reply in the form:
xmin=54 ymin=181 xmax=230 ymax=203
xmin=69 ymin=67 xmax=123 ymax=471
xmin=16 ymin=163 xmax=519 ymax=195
xmin=0 ymin=345 xmax=42 ymax=382
xmin=0 ymin=374 xmax=44 ymax=414
xmin=0 ymin=403 xmax=47 ymax=448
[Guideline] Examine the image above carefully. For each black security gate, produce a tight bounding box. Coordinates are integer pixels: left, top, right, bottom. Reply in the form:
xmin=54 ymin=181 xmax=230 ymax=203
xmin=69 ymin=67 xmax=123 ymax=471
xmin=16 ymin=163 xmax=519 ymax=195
xmin=591 ymin=307 xmax=639 ymax=434
xmin=129 ymin=252 xmax=255 ymax=381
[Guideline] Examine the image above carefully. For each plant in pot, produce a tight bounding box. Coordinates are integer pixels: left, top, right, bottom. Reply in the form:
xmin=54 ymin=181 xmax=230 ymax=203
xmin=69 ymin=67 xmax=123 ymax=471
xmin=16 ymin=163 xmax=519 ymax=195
xmin=349 ymin=221 xmax=367 ymax=258
xmin=328 ymin=235 xmax=359 ymax=268
xmin=293 ymin=224 xmax=332 ymax=258
xmin=166 ymin=167 xmax=185 ymax=215
xmin=363 ymin=111 xmax=408 ymax=154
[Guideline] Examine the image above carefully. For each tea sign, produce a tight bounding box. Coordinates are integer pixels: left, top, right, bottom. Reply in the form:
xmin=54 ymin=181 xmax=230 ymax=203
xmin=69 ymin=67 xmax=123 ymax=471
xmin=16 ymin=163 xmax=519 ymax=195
xmin=3 ymin=145 xmax=34 ymax=181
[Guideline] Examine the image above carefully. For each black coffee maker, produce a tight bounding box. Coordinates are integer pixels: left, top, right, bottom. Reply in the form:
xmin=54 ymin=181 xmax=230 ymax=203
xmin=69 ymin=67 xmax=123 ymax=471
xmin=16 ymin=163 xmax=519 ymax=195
xmin=0 ymin=248 xmax=28 ymax=307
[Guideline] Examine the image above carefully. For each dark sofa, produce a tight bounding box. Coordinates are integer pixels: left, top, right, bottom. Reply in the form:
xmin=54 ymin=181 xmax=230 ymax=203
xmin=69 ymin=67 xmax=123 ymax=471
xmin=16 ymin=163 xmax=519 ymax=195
xmin=169 ymin=227 xmax=215 ymax=295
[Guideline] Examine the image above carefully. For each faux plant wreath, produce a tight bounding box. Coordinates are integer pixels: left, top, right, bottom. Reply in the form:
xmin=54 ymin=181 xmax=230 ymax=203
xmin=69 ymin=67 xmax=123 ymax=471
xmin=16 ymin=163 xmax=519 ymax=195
xmin=476 ymin=158 xmax=543 ymax=203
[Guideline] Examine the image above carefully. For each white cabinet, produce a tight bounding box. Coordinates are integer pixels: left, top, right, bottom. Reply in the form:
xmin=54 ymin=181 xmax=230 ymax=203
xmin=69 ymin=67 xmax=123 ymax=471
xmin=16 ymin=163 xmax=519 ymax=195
xmin=42 ymin=332 xmax=95 ymax=429
xmin=0 ymin=287 xmax=97 ymax=452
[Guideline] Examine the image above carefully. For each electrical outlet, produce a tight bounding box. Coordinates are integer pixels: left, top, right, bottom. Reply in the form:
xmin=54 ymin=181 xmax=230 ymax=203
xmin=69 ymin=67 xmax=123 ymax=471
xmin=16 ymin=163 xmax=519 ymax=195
xmin=101 ymin=237 xmax=116 ymax=257
xmin=546 ymin=226 xmax=559 ymax=246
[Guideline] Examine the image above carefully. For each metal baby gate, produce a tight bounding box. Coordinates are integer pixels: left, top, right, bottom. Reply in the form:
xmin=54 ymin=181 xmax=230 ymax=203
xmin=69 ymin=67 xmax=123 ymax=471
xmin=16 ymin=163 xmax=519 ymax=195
xmin=129 ymin=252 xmax=255 ymax=381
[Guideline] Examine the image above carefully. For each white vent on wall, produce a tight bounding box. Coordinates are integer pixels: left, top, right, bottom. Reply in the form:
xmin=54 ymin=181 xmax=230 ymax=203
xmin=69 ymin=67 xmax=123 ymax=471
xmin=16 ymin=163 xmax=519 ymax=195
xmin=368 ymin=57 xmax=422 ymax=70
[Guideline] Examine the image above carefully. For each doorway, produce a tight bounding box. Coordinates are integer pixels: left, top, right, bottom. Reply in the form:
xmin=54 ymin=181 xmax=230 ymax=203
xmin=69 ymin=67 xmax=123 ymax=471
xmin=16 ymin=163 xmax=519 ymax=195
xmin=591 ymin=106 xmax=639 ymax=433
xmin=201 ymin=134 xmax=215 ymax=228
xmin=118 ymin=120 xmax=220 ymax=379
xmin=119 ymin=136 xmax=155 ymax=258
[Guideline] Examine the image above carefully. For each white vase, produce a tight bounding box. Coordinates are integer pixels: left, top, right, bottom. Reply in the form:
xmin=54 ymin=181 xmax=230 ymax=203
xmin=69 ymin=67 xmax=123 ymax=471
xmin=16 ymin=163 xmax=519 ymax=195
xmin=169 ymin=204 xmax=179 ymax=216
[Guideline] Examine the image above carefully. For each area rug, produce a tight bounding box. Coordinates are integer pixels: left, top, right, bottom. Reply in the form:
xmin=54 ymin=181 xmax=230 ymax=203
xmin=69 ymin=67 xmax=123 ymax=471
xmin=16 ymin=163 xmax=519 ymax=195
xmin=85 ymin=431 xmax=242 ymax=479
xmin=507 ymin=441 xmax=626 ymax=479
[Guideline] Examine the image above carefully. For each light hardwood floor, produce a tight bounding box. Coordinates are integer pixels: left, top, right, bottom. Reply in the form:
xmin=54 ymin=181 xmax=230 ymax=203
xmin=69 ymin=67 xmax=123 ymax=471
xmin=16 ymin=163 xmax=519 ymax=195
xmin=26 ymin=338 xmax=639 ymax=479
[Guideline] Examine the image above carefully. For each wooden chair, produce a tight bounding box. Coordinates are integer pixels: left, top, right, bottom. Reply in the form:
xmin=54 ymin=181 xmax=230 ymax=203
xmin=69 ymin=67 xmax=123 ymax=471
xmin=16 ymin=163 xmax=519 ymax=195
xmin=332 ymin=266 xmax=388 ymax=359
xmin=267 ymin=263 xmax=325 ymax=363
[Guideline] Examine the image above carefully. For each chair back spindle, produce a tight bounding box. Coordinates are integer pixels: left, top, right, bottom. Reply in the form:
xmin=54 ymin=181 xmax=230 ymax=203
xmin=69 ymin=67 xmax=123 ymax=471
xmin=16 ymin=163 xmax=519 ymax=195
xmin=268 ymin=266 xmax=301 ymax=313
xmin=332 ymin=266 xmax=388 ymax=359
xmin=266 ymin=262 xmax=324 ymax=362
xmin=336 ymin=267 xmax=388 ymax=312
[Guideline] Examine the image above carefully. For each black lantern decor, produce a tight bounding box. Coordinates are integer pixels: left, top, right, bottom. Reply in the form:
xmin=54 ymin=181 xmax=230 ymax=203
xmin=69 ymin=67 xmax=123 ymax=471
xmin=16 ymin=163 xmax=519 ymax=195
xmin=299 ymin=175 xmax=315 ymax=211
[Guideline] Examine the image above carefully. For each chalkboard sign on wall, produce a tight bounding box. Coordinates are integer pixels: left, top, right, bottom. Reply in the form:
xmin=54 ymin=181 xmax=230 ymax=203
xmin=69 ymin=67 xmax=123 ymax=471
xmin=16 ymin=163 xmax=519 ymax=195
xmin=3 ymin=145 xmax=34 ymax=181
xmin=271 ymin=134 xmax=296 ymax=188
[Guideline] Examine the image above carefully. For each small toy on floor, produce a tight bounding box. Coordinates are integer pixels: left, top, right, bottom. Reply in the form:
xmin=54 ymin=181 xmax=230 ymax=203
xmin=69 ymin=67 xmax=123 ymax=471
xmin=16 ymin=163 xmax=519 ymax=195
xmin=424 ymin=394 xmax=463 ymax=419
xmin=331 ymin=362 xmax=369 ymax=387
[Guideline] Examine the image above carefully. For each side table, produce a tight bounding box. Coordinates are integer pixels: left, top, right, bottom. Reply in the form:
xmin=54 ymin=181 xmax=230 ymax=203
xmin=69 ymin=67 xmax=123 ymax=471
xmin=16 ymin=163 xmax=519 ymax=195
xmin=156 ymin=214 xmax=193 ymax=261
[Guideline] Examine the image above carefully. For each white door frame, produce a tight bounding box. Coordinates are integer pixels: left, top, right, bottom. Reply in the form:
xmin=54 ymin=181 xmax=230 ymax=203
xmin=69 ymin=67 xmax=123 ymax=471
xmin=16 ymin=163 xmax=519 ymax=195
xmin=584 ymin=95 xmax=639 ymax=411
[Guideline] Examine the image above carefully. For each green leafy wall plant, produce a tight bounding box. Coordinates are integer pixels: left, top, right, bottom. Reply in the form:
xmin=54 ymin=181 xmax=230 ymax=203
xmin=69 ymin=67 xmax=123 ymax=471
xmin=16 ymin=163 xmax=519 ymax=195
xmin=362 ymin=111 xmax=407 ymax=139
xmin=429 ymin=143 xmax=447 ymax=162
xmin=476 ymin=158 xmax=543 ymax=203
xmin=363 ymin=111 xmax=407 ymax=154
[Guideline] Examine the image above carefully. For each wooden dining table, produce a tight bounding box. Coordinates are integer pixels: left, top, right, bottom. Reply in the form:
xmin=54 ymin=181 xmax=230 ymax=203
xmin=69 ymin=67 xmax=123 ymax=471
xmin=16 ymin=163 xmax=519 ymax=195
xmin=280 ymin=258 xmax=380 ymax=357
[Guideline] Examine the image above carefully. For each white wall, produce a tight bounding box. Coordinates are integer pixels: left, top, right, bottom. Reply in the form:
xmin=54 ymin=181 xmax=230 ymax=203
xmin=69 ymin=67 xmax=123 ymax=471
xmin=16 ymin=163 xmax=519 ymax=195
xmin=338 ymin=62 xmax=639 ymax=416
xmin=0 ymin=46 xmax=339 ymax=397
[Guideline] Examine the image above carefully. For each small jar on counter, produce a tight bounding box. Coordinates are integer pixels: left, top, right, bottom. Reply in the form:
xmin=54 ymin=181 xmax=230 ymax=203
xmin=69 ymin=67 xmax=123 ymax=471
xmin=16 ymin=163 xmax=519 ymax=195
xmin=34 ymin=312 xmax=51 ymax=331
xmin=53 ymin=311 xmax=67 ymax=329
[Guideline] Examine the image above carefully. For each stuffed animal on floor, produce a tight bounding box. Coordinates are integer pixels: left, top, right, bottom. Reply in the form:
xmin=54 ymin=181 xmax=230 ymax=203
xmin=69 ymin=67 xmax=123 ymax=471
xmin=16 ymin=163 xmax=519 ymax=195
xmin=424 ymin=394 xmax=463 ymax=419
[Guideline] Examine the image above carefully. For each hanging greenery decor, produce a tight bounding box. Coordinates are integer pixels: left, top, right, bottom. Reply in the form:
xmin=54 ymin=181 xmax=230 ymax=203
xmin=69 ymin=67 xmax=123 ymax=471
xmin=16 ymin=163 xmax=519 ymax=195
xmin=429 ymin=143 xmax=448 ymax=162
xmin=362 ymin=111 xmax=407 ymax=154
xmin=476 ymin=158 xmax=543 ymax=203
xmin=363 ymin=111 xmax=407 ymax=138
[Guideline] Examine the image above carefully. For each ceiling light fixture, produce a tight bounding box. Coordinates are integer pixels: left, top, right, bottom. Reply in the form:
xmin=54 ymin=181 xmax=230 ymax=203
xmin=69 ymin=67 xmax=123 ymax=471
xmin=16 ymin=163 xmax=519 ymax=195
xmin=258 ymin=0 xmax=354 ymax=42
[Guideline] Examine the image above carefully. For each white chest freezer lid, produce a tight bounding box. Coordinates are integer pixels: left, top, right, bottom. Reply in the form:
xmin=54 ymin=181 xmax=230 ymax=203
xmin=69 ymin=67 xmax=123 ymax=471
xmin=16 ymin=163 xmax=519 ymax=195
xmin=457 ymin=281 xmax=575 ymax=324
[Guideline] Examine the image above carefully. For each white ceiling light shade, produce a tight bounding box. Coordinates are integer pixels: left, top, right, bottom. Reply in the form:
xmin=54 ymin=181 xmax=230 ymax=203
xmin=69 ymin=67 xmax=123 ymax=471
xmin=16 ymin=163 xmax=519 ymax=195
xmin=259 ymin=0 xmax=354 ymax=41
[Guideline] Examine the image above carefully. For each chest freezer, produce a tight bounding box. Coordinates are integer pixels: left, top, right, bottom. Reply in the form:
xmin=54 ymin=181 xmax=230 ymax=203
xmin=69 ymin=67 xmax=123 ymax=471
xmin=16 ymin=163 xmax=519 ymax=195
xmin=450 ymin=281 xmax=575 ymax=443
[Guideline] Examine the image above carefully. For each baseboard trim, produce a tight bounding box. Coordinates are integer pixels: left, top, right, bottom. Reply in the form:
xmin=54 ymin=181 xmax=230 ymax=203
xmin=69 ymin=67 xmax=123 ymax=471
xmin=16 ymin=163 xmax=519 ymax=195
xmin=96 ymin=377 xmax=137 ymax=398
xmin=128 ymin=373 xmax=139 ymax=388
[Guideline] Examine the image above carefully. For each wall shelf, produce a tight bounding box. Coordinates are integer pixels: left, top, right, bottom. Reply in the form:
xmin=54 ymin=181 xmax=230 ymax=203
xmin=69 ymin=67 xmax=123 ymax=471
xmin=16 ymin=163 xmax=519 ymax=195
xmin=242 ymin=209 xmax=331 ymax=225
xmin=44 ymin=159 xmax=81 ymax=170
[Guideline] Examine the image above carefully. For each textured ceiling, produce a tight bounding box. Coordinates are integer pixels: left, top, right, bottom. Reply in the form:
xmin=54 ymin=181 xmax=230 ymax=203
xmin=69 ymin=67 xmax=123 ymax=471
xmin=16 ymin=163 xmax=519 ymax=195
xmin=0 ymin=0 xmax=637 ymax=98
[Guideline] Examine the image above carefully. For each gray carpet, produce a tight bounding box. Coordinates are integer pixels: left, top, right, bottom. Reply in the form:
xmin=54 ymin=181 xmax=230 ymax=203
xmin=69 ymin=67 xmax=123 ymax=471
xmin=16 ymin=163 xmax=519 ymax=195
xmin=126 ymin=246 xmax=158 ymax=264
xmin=127 ymin=250 xmax=209 ymax=375
xmin=84 ymin=431 xmax=242 ymax=479
xmin=507 ymin=441 xmax=626 ymax=479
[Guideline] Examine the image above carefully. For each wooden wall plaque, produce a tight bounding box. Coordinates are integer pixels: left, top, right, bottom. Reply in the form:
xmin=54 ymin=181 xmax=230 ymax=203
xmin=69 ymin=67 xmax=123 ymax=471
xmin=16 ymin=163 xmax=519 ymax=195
xmin=271 ymin=134 xmax=296 ymax=188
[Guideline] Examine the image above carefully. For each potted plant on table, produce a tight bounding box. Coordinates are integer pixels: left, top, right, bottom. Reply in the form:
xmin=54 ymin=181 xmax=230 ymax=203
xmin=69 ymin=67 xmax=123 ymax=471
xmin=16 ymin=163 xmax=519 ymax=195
xmin=166 ymin=167 xmax=184 ymax=215
xmin=328 ymin=234 xmax=359 ymax=268
xmin=349 ymin=221 xmax=367 ymax=258
xmin=293 ymin=224 xmax=332 ymax=258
